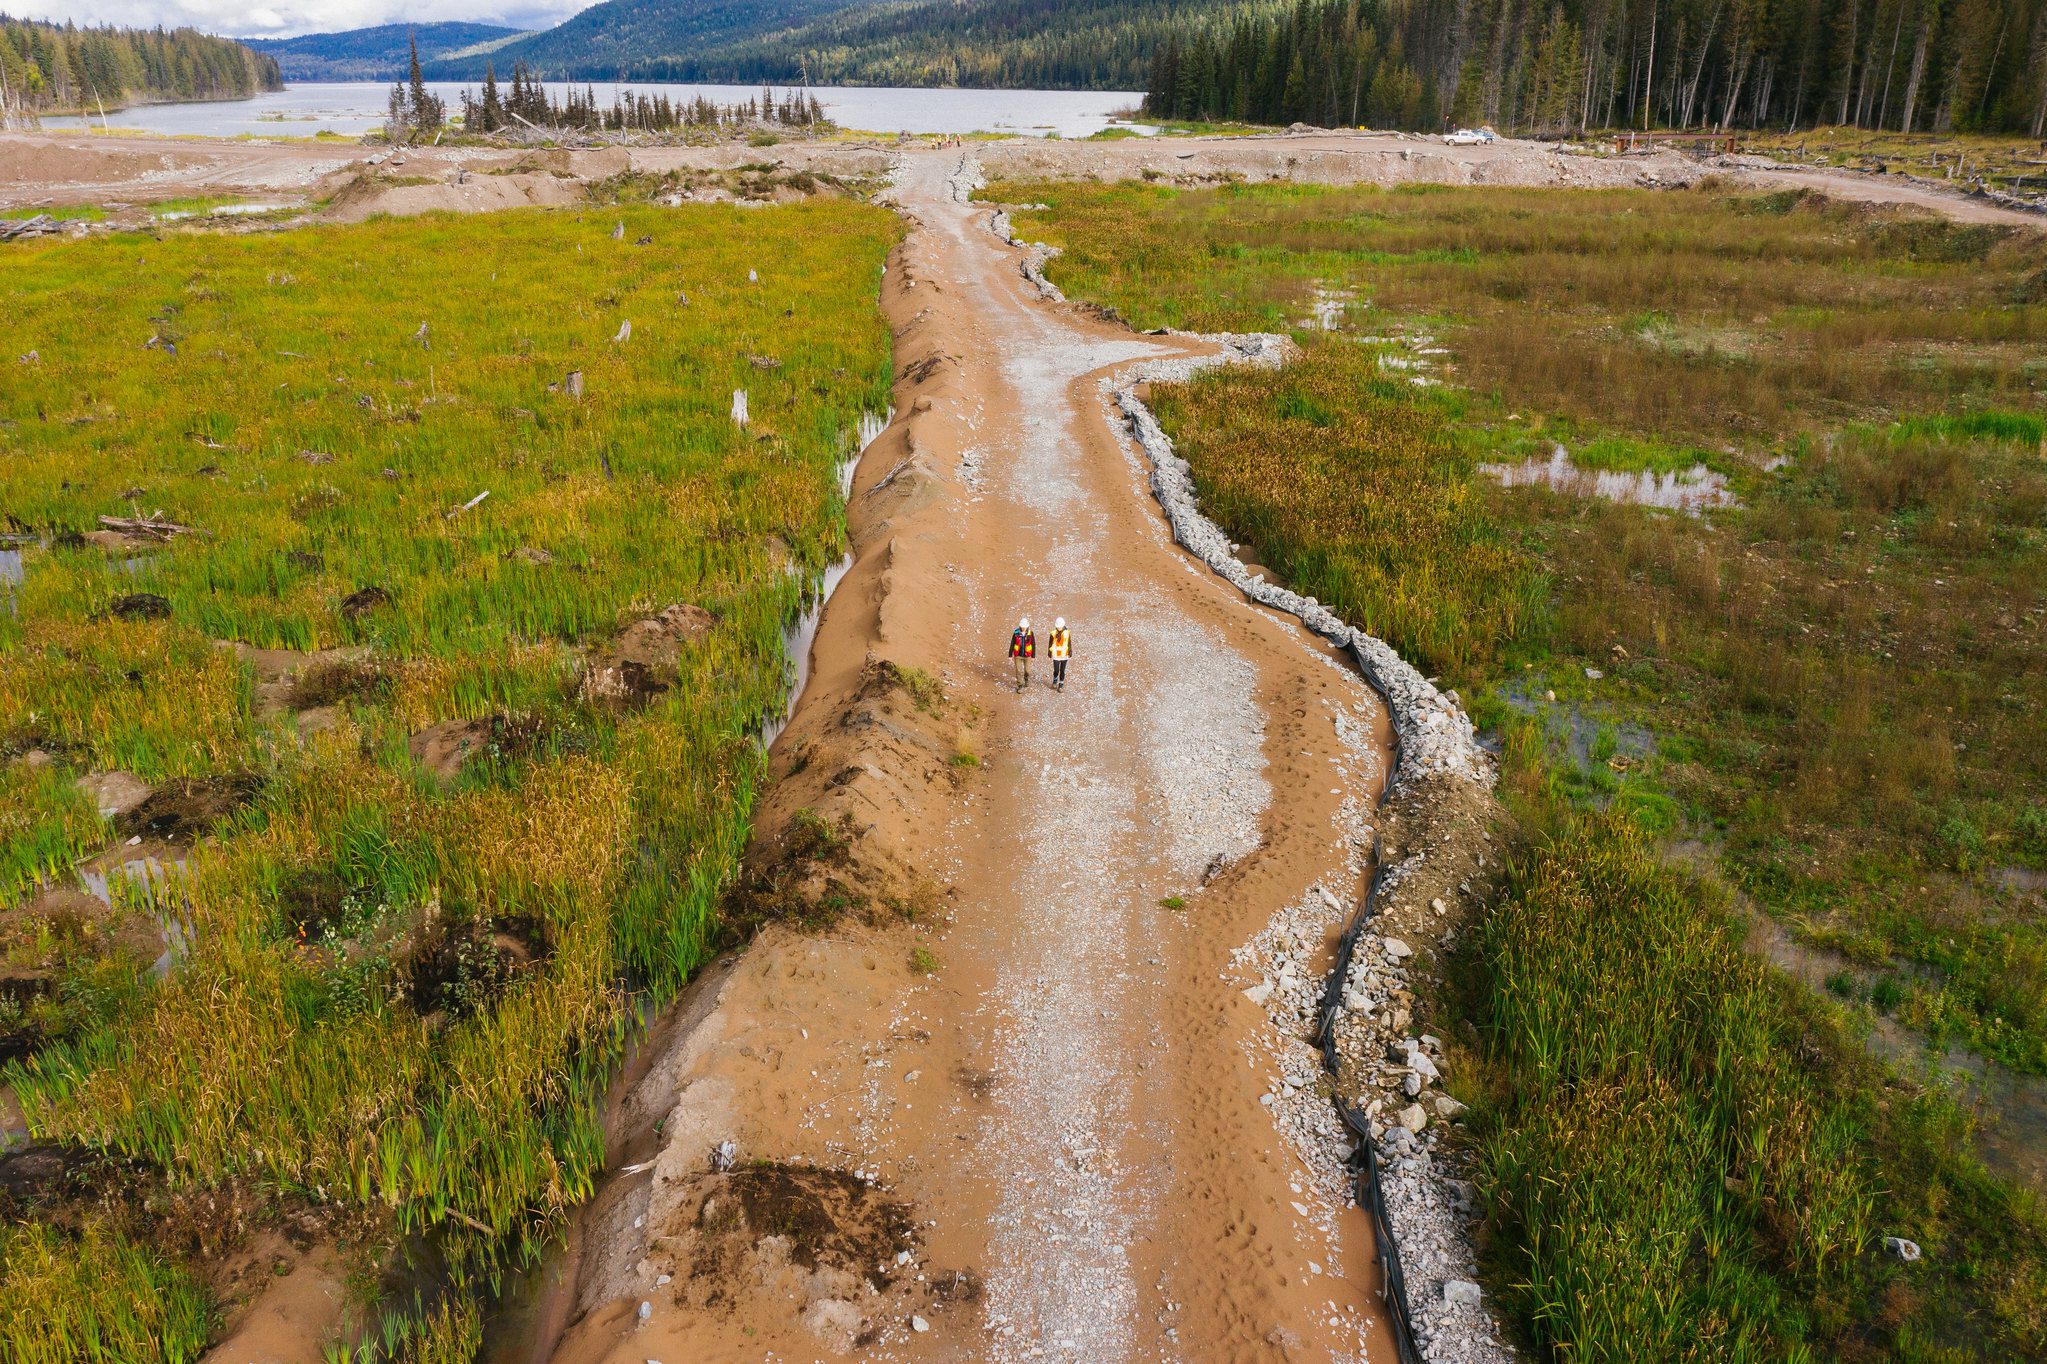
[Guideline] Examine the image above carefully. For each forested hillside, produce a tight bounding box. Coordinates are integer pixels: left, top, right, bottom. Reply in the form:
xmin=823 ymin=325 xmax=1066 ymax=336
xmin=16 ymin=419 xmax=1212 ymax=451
xmin=0 ymin=18 xmax=279 ymax=118
xmin=636 ymin=0 xmax=1207 ymax=89
xmin=245 ymin=22 xmax=523 ymax=81
xmin=1144 ymin=0 xmax=2047 ymax=134
xmin=420 ymin=0 xmax=1229 ymax=87
xmin=422 ymin=0 xmax=871 ymax=82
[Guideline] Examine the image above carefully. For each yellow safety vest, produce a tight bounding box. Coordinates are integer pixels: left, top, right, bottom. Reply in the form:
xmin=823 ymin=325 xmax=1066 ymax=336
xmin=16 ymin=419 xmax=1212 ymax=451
xmin=1048 ymin=629 xmax=1070 ymax=660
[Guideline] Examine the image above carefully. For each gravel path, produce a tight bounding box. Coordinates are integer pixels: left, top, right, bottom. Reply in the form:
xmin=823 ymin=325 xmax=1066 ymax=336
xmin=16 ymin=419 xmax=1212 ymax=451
xmin=899 ymin=151 xmax=1395 ymax=1361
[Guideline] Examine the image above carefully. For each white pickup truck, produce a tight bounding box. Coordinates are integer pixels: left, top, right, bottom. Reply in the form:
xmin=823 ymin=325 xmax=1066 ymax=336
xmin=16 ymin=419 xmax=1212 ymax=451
xmin=1443 ymin=127 xmax=1498 ymax=145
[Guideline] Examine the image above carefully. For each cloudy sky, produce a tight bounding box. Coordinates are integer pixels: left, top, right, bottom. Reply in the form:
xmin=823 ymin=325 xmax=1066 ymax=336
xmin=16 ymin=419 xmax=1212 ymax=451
xmin=18 ymin=0 xmax=588 ymax=37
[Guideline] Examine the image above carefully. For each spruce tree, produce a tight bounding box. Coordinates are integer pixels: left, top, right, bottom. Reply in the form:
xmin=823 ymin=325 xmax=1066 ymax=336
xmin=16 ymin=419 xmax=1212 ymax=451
xmin=406 ymin=32 xmax=442 ymax=133
xmin=481 ymin=62 xmax=501 ymax=132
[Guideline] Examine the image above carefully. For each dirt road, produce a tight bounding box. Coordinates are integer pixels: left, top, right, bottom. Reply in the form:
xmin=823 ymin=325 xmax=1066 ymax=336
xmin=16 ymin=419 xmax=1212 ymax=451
xmin=516 ymin=149 xmax=1402 ymax=1364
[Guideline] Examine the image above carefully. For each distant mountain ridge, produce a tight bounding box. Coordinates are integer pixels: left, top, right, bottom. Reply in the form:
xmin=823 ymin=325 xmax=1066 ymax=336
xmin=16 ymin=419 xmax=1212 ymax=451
xmin=419 ymin=0 xmax=1218 ymax=88
xmin=245 ymin=22 xmax=527 ymax=81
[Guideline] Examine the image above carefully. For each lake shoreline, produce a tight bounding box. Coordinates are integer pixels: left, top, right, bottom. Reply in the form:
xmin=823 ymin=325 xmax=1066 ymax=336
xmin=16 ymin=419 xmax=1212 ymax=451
xmin=39 ymin=81 xmax=1148 ymax=141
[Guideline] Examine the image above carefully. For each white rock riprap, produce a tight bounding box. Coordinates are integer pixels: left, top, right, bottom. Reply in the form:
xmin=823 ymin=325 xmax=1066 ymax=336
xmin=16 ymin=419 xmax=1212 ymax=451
xmin=1116 ymin=374 xmax=1490 ymax=794
xmin=989 ymin=206 xmax=1066 ymax=301
xmin=1113 ymin=346 xmax=1513 ymax=1364
xmin=958 ymin=156 xmax=1068 ymax=301
xmin=945 ymin=152 xmax=986 ymax=204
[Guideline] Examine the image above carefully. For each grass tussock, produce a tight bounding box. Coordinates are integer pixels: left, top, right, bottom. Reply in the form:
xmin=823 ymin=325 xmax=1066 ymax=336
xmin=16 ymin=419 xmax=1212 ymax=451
xmin=0 ymin=200 xmax=897 ymax=1350
xmin=993 ymin=176 xmax=2047 ymax=1358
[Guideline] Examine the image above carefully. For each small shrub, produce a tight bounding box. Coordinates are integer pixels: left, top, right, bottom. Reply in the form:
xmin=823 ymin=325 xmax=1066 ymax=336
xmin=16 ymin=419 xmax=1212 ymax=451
xmin=1937 ymin=811 xmax=1986 ymax=872
xmin=2017 ymin=803 xmax=2047 ymax=857
xmin=897 ymin=665 xmax=946 ymax=713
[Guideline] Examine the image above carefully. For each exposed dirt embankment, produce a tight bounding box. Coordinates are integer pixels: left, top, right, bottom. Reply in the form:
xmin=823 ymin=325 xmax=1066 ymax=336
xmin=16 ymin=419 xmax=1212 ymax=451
xmin=10 ymin=127 xmax=2038 ymax=230
xmin=727 ymin=659 xmax=963 ymax=930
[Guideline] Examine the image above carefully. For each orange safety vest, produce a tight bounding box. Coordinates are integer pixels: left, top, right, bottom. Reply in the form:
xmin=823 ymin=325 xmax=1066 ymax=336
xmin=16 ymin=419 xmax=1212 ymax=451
xmin=1048 ymin=628 xmax=1070 ymax=660
xmin=1009 ymin=629 xmax=1035 ymax=659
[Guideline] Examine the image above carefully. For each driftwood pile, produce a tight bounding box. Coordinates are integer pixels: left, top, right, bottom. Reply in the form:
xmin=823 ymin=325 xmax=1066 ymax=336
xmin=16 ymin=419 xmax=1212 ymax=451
xmin=0 ymin=215 xmax=62 ymax=242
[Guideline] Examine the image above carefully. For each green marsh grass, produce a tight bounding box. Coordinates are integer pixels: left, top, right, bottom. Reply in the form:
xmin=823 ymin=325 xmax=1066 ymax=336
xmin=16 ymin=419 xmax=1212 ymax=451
xmin=990 ymin=177 xmax=2047 ymax=1358
xmin=0 ymin=1215 xmax=213 ymax=1362
xmin=0 ymin=200 xmax=897 ymax=1351
xmin=0 ymin=206 xmax=108 ymax=223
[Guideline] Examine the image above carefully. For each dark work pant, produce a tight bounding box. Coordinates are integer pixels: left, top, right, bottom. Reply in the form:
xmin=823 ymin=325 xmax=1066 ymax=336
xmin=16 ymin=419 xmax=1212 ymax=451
xmin=1053 ymin=659 xmax=1067 ymax=685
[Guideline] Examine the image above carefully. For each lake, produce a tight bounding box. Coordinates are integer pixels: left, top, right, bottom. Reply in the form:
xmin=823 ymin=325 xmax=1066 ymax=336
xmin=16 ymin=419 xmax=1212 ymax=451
xmin=42 ymin=82 xmax=1150 ymax=140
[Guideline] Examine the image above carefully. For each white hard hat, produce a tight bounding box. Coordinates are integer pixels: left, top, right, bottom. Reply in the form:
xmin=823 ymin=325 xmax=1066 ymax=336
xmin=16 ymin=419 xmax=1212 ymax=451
xmin=1055 ymin=618 xmax=1065 ymax=629
xmin=1019 ymin=617 xmax=1030 ymax=629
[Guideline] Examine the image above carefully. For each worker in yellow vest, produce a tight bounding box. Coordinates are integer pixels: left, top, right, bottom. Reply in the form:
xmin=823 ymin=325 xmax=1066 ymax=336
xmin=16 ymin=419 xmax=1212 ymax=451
xmin=1047 ymin=617 xmax=1071 ymax=691
xmin=1008 ymin=617 xmax=1035 ymax=692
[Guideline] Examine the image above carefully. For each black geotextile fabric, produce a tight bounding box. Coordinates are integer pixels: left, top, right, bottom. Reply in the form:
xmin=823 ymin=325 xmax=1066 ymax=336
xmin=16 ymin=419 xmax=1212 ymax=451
xmin=1317 ymin=854 xmax=1425 ymax=1364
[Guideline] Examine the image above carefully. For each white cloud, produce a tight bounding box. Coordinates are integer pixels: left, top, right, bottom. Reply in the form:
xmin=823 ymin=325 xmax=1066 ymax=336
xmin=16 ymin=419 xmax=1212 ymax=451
xmin=15 ymin=0 xmax=590 ymax=39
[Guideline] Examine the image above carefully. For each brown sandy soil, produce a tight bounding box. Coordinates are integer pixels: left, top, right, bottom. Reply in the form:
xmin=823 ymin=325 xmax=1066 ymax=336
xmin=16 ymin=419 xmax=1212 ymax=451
xmin=1715 ymin=161 xmax=2047 ymax=224
xmin=201 ymin=1237 xmax=352 ymax=1364
xmin=5 ymin=128 xmax=2037 ymax=229
xmin=516 ymin=148 xmax=1402 ymax=1364
xmin=0 ymin=131 xmax=893 ymax=220
xmin=0 ymin=133 xmax=362 ymax=208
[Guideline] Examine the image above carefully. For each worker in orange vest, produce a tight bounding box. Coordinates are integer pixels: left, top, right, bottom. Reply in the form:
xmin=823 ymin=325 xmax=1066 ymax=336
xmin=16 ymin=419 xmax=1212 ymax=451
xmin=1047 ymin=617 xmax=1071 ymax=691
xmin=1008 ymin=617 xmax=1035 ymax=692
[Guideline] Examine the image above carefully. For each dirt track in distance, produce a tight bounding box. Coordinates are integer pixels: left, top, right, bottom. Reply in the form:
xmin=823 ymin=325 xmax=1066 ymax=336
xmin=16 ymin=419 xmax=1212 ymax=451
xmin=5 ymin=126 xmax=2040 ymax=229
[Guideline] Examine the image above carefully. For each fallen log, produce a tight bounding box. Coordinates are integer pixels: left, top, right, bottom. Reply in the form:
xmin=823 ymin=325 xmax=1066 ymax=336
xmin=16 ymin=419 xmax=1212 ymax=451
xmin=97 ymin=514 xmax=198 ymax=541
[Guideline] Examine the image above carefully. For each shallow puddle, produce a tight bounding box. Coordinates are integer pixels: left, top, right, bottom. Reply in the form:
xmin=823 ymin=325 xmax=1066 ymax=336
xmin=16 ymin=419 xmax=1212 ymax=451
xmin=856 ymin=408 xmax=890 ymax=463
xmin=1746 ymin=910 xmax=2047 ymax=1195
xmin=761 ymin=410 xmax=890 ymax=750
xmin=1497 ymin=685 xmax=1654 ymax=772
xmin=74 ymin=847 xmax=195 ymax=979
xmin=1479 ymin=446 xmax=1735 ymax=514
xmin=1297 ymin=282 xmax=1355 ymax=332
